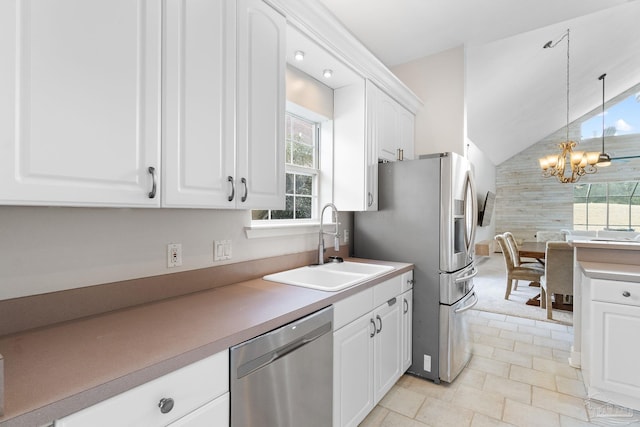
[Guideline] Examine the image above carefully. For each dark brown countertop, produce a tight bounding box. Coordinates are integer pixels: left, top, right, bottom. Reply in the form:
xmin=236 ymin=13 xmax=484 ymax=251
xmin=0 ymin=258 xmax=412 ymax=427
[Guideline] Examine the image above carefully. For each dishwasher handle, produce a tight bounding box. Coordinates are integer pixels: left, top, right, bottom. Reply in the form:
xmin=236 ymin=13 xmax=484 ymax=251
xmin=235 ymin=322 xmax=331 ymax=379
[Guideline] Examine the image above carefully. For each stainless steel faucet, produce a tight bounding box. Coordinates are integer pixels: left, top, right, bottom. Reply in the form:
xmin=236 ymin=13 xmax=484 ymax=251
xmin=318 ymin=203 xmax=340 ymax=265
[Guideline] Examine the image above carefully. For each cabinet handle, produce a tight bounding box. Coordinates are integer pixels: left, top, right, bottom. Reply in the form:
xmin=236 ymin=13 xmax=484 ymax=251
xmin=241 ymin=177 xmax=248 ymax=202
xmin=147 ymin=166 xmax=157 ymax=199
xmin=387 ymin=297 xmax=397 ymax=307
xmin=376 ymin=315 xmax=382 ymax=333
xmin=227 ymin=176 xmax=235 ymax=202
xmin=367 ymin=192 xmax=373 ymax=207
xmin=404 ymin=298 xmax=409 ymax=314
xmin=407 ymin=279 xmax=414 ymax=287
xmin=158 ymin=397 xmax=174 ymax=414
xmin=623 ymin=291 xmax=631 ymax=297
xmin=370 ymin=318 xmax=376 ymax=338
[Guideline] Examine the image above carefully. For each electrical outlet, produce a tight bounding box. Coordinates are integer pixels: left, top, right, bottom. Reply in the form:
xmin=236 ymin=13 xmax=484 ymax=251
xmin=167 ymin=243 xmax=182 ymax=268
xmin=343 ymin=229 xmax=350 ymax=244
xmin=214 ymin=240 xmax=232 ymax=261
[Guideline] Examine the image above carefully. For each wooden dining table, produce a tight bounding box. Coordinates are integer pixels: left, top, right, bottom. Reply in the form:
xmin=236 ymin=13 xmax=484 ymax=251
xmin=518 ymin=241 xmax=547 ymax=264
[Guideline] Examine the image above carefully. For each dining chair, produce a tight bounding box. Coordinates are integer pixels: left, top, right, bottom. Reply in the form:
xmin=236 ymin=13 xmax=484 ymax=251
xmin=504 ymin=232 xmax=542 ymax=268
xmin=494 ymin=234 xmax=544 ymax=300
xmin=540 ymin=241 xmax=574 ymax=320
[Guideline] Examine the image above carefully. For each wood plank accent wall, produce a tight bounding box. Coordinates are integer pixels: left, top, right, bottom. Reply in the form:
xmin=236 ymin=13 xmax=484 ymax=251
xmin=496 ymin=128 xmax=640 ymax=243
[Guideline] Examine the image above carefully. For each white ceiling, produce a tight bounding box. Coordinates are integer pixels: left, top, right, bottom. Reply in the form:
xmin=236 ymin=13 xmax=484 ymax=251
xmin=317 ymin=0 xmax=640 ymax=164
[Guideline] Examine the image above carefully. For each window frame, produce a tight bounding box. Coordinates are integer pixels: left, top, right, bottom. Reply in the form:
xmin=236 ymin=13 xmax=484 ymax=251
xmin=250 ymin=102 xmax=333 ymax=229
xmin=573 ymin=181 xmax=640 ymax=231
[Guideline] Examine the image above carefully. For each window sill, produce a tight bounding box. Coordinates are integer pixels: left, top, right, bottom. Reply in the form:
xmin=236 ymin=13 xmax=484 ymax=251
xmin=245 ymin=222 xmax=337 ymax=239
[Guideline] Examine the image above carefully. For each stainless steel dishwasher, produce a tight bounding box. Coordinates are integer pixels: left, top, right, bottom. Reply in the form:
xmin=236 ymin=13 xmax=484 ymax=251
xmin=230 ymin=306 xmax=333 ymax=427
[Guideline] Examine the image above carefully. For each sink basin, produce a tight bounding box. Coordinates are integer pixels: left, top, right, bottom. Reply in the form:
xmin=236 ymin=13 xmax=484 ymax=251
xmin=263 ymin=261 xmax=394 ymax=292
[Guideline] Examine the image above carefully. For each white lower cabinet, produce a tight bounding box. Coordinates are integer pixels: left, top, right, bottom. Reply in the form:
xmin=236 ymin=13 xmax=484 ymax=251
xmin=333 ymin=311 xmax=376 ymax=427
xmin=582 ymin=279 xmax=640 ymax=410
xmin=582 ymin=277 xmax=640 ymax=412
xmin=54 ymin=350 xmax=229 ymax=427
xmin=333 ymin=271 xmax=413 ymax=427
xmin=401 ymin=289 xmax=413 ymax=372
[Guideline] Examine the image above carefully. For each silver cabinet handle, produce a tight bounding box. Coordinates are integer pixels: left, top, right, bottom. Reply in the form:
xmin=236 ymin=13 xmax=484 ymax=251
xmin=376 ymin=315 xmax=382 ymax=333
xmin=623 ymin=291 xmax=631 ymax=297
xmin=387 ymin=297 xmax=397 ymax=307
xmin=367 ymin=192 xmax=373 ymax=207
xmin=227 ymin=176 xmax=235 ymax=202
xmin=370 ymin=318 xmax=376 ymax=338
xmin=147 ymin=166 xmax=157 ymax=199
xmin=407 ymin=279 xmax=414 ymax=287
xmin=241 ymin=177 xmax=248 ymax=202
xmin=158 ymin=397 xmax=174 ymax=414
xmin=404 ymin=298 xmax=409 ymax=314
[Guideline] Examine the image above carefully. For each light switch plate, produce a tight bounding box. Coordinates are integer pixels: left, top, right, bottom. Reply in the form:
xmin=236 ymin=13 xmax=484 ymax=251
xmin=214 ymin=240 xmax=232 ymax=261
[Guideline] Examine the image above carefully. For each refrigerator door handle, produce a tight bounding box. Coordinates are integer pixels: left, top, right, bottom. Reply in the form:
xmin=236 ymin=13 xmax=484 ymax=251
xmin=454 ymin=291 xmax=479 ymax=314
xmin=454 ymin=267 xmax=478 ymax=283
xmin=463 ymin=170 xmax=478 ymax=255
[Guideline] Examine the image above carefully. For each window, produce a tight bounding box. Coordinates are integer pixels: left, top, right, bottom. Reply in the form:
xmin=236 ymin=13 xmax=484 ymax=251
xmin=581 ymin=92 xmax=640 ymax=140
xmin=252 ymin=111 xmax=320 ymax=222
xmin=573 ymin=181 xmax=640 ymax=231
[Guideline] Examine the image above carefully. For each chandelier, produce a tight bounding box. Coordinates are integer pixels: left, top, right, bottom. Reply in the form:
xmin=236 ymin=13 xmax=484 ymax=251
xmin=538 ymin=29 xmax=600 ymax=183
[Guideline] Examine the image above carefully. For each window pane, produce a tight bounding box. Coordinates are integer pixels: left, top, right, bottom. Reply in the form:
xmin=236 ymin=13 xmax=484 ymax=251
xmin=252 ymin=210 xmax=269 ymax=220
xmin=295 ymin=174 xmax=313 ymax=196
xmin=286 ymin=173 xmax=294 ymax=194
xmin=295 ymin=196 xmax=312 ymax=219
xmin=292 ymin=141 xmax=314 ymax=167
xmin=271 ymin=196 xmax=294 ymax=219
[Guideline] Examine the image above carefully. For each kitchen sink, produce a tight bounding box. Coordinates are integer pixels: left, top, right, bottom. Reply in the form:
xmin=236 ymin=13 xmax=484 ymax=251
xmin=263 ymin=261 xmax=394 ymax=292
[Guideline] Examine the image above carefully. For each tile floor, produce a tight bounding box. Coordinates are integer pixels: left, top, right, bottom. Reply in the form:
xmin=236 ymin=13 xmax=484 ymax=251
xmin=360 ymin=310 xmax=640 ymax=427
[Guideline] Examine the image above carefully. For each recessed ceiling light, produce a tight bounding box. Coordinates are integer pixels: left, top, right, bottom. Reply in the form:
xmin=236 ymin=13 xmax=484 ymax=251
xmin=323 ymin=69 xmax=333 ymax=78
xmin=294 ymin=50 xmax=305 ymax=61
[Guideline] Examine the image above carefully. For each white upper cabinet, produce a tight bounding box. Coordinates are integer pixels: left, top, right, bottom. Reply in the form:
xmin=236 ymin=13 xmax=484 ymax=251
xmin=334 ymin=79 xmax=378 ymax=212
xmin=1 ymin=0 xmax=284 ymax=209
xmin=0 ymin=0 xmax=162 ymax=207
xmin=236 ymin=0 xmax=286 ymax=210
xmin=163 ymin=0 xmax=285 ymax=209
xmin=163 ymin=0 xmax=236 ymax=208
xmin=374 ymin=84 xmax=415 ymax=162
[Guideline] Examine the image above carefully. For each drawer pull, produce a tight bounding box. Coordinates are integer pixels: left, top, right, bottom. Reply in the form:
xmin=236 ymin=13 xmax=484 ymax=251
xmin=158 ymin=397 xmax=175 ymax=414
xmin=623 ymin=291 xmax=631 ymax=298
xmin=370 ymin=318 xmax=376 ymax=338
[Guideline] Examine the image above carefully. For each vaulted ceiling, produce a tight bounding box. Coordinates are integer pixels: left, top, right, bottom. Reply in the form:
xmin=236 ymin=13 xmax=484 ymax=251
xmin=317 ymin=0 xmax=640 ymax=165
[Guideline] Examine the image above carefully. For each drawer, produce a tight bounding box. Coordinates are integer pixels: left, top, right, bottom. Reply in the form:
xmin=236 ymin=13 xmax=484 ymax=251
xmin=401 ymin=270 xmax=414 ymax=293
xmin=592 ymin=278 xmax=640 ymax=307
xmin=333 ymin=287 xmax=373 ymax=330
xmin=374 ymin=275 xmax=403 ymax=307
xmin=168 ymin=392 xmax=229 ymax=427
xmin=55 ymin=350 xmax=229 ymax=427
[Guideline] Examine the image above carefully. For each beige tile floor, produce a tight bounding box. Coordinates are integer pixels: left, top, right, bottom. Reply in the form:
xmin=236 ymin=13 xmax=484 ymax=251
xmin=360 ymin=310 xmax=640 ymax=427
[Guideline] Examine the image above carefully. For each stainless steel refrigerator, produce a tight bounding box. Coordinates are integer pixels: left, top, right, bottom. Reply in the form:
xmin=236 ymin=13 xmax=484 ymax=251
xmin=354 ymin=152 xmax=478 ymax=383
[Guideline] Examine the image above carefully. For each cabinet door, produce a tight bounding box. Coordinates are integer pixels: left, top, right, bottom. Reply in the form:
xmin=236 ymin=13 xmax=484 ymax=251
xmin=373 ymin=297 xmax=402 ymax=403
xmin=333 ymin=313 xmax=375 ymax=427
xmin=398 ymin=106 xmax=415 ymax=161
xmin=0 ymin=0 xmax=161 ymax=207
xmin=364 ymin=81 xmax=379 ymax=211
xmin=236 ymin=0 xmax=286 ymax=209
xmin=401 ymin=289 xmax=413 ymax=371
xmin=591 ymin=301 xmax=640 ymax=400
xmin=376 ymin=87 xmax=399 ymax=162
xmin=163 ymin=0 xmax=235 ymax=208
